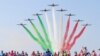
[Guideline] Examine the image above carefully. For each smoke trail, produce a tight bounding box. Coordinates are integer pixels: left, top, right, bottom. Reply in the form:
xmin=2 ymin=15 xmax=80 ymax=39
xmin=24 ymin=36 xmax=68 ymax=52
xmin=59 ymin=12 xmax=63 ymax=50
xmin=64 ymin=16 xmax=70 ymax=40
xmin=21 ymin=25 xmax=46 ymax=50
xmin=28 ymin=20 xmax=47 ymax=49
xmin=61 ymin=16 xmax=70 ymax=51
xmin=52 ymin=7 xmax=58 ymax=52
xmin=44 ymin=12 xmax=53 ymax=51
xmin=37 ymin=15 xmax=52 ymax=50
xmin=67 ymin=20 xmax=79 ymax=44
xmin=67 ymin=25 xmax=86 ymax=50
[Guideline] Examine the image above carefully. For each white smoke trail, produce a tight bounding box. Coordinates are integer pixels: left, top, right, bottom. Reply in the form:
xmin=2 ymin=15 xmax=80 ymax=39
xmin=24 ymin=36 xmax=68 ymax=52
xmin=44 ymin=12 xmax=53 ymax=49
xmin=59 ymin=12 xmax=63 ymax=51
xmin=52 ymin=7 xmax=58 ymax=52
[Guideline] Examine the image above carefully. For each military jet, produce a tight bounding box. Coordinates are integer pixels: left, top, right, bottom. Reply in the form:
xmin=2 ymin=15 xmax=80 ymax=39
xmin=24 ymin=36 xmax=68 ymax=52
xmin=25 ymin=18 xmax=34 ymax=21
xmin=65 ymin=13 xmax=75 ymax=16
xmin=74 ymin=19 xmax=84 ymax=22
xmin=82 ymin=24 xmax=91 ymax=26
xmin=48 ymin=3 xmax=58 ymax=7
xmin=56 ymin=8 xmax=67 ymax=12
xmin=40 ymin=9 xmax=50 ymax=12
xmin=17 ymin=23 xmax=26 ymax=26
xmin=33 ymin=13 xmax=42 ymax=16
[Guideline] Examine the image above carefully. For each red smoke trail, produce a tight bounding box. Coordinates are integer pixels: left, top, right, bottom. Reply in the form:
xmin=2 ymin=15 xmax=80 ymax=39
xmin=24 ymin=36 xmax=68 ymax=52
xmin=61 ymin=16 xmax=70 ymax=51
xmin=67 ymin=20 xmax=79 ymax=45
xmin=67 ymin=26 xmax=86 ymax=50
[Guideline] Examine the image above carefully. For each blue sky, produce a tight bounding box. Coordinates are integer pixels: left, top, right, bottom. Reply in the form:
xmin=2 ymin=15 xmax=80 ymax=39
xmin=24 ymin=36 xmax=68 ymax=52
xmin=0 ymin=0 xmax=100 ymax=55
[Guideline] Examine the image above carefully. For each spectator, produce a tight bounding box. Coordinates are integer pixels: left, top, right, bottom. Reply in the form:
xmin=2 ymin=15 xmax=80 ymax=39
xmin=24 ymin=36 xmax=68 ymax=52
xmin=14 ymin=51 xmax=17 ymax=56
xmin=74 ymin=51 xmax=77 ymax=56
xmin=43 ymin=52 xmax=46 ymax=56
xmin=0 ymin=50 xmax=5 ymax=56
xmin=45 ymin=49 xmax=52 ymax=56
xmin=91 ymin=50 xmax=97 ymax=56
xmin=86 ymin=52 xmax=91 ymax=56
xmin=58 ymin=51 xmax=62 ymax=56
xmin=8 ymin=52 xmax=11 ymax=56
xmin=78 ymin=50 xmax=83 ymax=56
xmin=36 ymin=51 xmax=40 ymax=56
xmin=67 ymin=51 xmax=71 ymax=56
xmin=54 ymin=52 xmax=57 ymax=56
xmin=16 ymin=52 xmax=21 ymax=56
xmin=82 ymin=47 xmax=88 ymax=56
xmin=31 ymin=51 xmax=36 ymax=56
xmin=21 ymin=51 xmax=25 ymax=56
xmin=62 ymin=51 xmax=67 ymax=56
xmin=5 ymin=52 xmax=8 ymax=56
xmin=25 ymin=52 xmax=28 ymax=56
xmin=40 ymin=52 xmax=43 ymax=56
xmin=58 ymin=52 xmax=60 ymax=56
xmin=98 ymin=49 xmax=100 ymax=56
xmin=10 ymin=50 xmax=15 ymax=56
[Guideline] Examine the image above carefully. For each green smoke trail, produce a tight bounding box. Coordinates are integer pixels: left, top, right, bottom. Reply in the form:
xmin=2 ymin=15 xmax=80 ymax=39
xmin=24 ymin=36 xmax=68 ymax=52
xmin=37 ymin=15 xmax=52 ymax=51
xmin=21 ymin=25 xmax=46 ymax=51
xmin=28 ymin=20 xmax=48 ymax=49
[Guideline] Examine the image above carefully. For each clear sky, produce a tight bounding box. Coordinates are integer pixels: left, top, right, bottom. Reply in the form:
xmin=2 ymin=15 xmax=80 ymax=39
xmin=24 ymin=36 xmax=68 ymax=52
xmin=0 ymin=0 xmax=100 ymax=55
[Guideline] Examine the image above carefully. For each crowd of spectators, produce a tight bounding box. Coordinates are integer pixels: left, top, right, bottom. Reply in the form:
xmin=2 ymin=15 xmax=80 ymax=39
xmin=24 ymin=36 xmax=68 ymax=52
xmin=0 ymin=50 xmax=28 ymax=56
xmin=0 ymin=47 xmax=100 ymax=56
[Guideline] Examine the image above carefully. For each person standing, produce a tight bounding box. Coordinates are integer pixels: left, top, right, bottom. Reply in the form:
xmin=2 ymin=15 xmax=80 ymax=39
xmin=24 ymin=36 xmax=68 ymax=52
xmin=78 ymin=50 xmax=84 ymax=56
xmin=31 ymin=51 xmax=36 ymax=56
xmin=74 ymin=51 xmax=78 ymax=56
xmin=0 ymin=51 xmax=5 ymax=56
xmin=53 ymin=52 xmax=57 ymax=56
xmin=45 ymin=49 xmax=52 ymax=56
xmin=36 ymin=51 xmax=40 ymax=56
xmin=98 ymin=49 xmax=100 ymax=56
xmin=91 ymin=50 xmax=97 ymax=56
